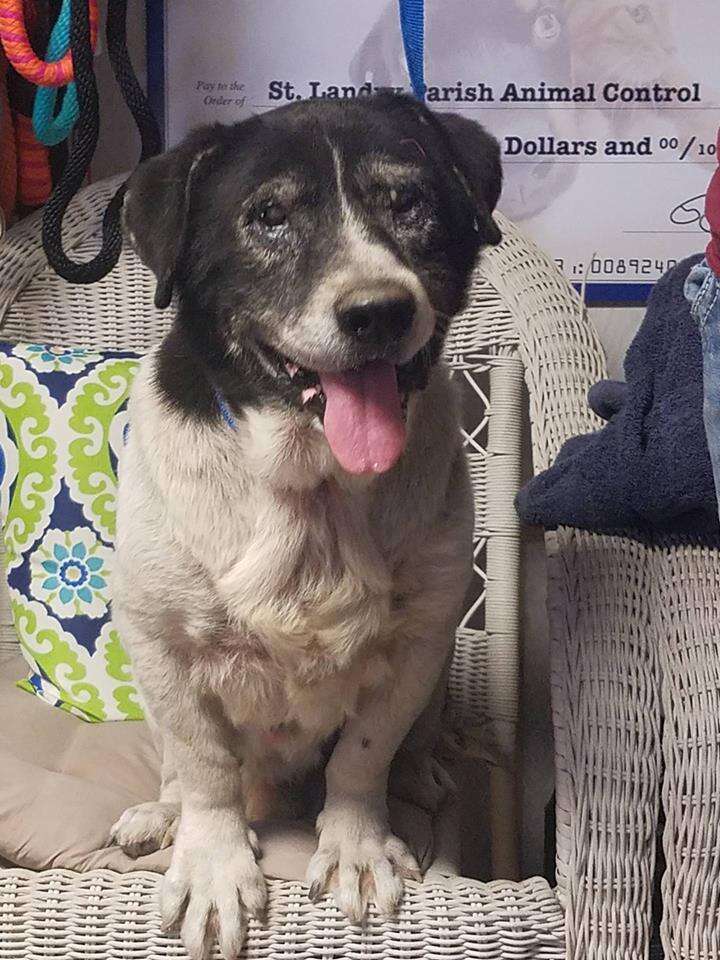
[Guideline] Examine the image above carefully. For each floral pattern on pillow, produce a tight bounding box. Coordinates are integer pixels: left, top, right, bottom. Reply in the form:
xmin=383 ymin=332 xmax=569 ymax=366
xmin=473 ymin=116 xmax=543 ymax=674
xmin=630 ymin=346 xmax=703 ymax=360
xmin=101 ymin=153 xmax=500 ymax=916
xmin=0 ymin=342 xmax=143 ymax=722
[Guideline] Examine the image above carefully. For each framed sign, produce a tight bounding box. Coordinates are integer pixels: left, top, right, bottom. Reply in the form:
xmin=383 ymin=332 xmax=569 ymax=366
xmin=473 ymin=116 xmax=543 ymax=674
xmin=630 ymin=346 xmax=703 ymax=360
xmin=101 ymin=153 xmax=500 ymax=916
xmin=147 ymin=0 xmax=719 ymax=305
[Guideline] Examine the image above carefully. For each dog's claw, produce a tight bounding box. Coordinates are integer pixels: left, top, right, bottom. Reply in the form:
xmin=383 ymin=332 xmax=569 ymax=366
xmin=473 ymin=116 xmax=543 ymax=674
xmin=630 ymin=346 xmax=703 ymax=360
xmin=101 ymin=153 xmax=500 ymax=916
xmin=308 ymin=881 xmax=324 ymax=903
xmin=307 ymin=804 xmax=418 ymax=922
xmin=161 ymin=825 xmax=267 ymax=960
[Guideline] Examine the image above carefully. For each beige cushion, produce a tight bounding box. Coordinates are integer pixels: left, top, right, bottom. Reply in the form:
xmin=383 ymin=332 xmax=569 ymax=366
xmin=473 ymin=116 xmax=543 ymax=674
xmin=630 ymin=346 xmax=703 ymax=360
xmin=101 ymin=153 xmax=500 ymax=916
xmin=0 ymin=654 xmax=436 ymax=878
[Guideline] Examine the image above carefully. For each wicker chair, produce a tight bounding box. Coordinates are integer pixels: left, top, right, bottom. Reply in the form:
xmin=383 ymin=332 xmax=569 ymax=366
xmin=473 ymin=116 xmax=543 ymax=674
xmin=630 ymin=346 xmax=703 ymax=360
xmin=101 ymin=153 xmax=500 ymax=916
xmin=0 ymin=174 xmax=706 ymax=960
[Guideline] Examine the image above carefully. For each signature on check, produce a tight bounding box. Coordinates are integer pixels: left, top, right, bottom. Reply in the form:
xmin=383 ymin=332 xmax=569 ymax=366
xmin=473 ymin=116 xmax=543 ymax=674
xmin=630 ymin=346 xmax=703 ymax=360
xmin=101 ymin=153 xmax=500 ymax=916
xmin=670 ymin=194 xmax=709 ymax=232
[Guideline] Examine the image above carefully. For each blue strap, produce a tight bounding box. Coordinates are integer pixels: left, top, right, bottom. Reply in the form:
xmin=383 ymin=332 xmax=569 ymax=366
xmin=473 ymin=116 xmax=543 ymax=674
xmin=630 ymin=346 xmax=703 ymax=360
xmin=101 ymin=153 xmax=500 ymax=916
xmin=212 ymin=386 xmax=238 ymax=431
xmin=122 ymin=388 xmax=237 ymax=444
xmin=33 ymin=0 xmax=80 ymax=146
xmin=398 ymin=0 xmax=425 ymax=100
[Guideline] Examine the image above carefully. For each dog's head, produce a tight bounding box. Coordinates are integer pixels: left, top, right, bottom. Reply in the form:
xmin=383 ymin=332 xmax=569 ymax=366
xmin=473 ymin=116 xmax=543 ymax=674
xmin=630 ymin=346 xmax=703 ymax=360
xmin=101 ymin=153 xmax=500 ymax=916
xmin=124 ymin=95 xmax=501 ymax=474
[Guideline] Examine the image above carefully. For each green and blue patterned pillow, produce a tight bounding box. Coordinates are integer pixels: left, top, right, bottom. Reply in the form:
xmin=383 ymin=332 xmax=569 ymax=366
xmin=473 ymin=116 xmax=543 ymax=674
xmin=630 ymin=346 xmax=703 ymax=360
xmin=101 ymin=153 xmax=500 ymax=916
xmin=0 ymin=342 xmax=144 ymax=722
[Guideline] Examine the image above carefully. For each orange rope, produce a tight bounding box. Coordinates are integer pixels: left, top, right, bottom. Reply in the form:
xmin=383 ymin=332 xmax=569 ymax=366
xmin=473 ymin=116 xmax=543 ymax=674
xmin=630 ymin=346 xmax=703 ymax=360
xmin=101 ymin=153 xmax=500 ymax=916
xmin=0 ymin=0 xmax=98 ymax=86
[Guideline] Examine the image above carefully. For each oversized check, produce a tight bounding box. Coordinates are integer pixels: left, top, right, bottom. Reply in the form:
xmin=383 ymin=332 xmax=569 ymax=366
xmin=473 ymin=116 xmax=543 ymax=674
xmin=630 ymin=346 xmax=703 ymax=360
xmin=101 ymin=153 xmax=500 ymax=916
xmin=148 ymin=0 xmax=719 ymax=303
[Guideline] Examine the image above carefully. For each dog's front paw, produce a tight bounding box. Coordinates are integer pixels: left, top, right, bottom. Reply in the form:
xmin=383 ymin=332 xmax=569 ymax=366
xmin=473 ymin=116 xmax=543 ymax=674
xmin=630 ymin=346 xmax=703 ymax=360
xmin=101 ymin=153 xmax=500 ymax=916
xmin=110 ymin=801 xmax=180 ymax=858
xmin=306 ymin=797 xmax=421 ymax=922
xmin=161 ymin=813 xmax=267 ymax=960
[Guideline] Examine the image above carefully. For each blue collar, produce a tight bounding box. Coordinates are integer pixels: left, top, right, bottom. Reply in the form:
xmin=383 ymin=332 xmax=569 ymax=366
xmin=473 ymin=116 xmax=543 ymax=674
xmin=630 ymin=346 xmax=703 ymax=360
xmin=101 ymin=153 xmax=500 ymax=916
xmin=122 ymin=387 xmax=238 ymax=447
xmin=212 ymin=386 xmax=238 ymax=431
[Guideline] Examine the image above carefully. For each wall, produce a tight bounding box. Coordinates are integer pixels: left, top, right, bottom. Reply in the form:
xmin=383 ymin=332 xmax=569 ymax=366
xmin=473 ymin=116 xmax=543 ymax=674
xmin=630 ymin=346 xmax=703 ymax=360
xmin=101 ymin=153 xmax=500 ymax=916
xmin=90 ymin=0 xmax=147 ymax=183
xmin=591 ymin=308 xmax=644 ymax=380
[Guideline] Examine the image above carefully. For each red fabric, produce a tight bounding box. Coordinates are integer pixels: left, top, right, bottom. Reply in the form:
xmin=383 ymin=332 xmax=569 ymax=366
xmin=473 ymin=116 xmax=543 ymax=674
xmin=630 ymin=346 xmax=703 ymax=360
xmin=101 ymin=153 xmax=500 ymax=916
xmin=706 ymin=128 xmax=720 ymax=275
xmin=14 ymin=113 xmax=51 ymax=208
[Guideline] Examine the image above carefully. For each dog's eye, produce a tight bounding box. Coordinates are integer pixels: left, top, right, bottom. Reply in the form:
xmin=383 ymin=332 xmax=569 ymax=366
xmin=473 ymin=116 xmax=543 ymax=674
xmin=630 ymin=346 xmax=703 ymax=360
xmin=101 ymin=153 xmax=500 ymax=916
xmin=388 ymin=185 xmax=421 ymax=215
xmin=628 ymin=3 xmax=650 ymax=23
xmin=256 ymin=202 xmax=287 ymax=229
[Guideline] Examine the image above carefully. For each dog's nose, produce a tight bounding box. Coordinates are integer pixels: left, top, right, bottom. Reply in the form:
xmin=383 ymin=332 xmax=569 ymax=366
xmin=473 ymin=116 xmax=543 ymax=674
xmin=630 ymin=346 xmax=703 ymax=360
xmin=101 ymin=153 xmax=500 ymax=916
xmin=335 ymin=284 xmax=416 ymax=347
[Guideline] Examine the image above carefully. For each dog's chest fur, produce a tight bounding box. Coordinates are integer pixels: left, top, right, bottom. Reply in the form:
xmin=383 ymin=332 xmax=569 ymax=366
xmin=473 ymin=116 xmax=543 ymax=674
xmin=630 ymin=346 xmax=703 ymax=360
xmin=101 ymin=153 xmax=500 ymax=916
xmin=186 ymin=443 xmax=400 ymax=746
xmin=117 ymin=355 xmax=429 ymax=760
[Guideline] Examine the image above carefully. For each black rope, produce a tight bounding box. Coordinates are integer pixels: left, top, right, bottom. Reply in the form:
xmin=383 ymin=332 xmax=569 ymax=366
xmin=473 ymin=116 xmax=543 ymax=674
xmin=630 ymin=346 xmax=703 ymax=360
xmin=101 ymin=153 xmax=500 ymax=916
xmin=41 ymin=0 xmax=162 ymax=283
xmin=105 ymin=0 xmax=161 ymax=163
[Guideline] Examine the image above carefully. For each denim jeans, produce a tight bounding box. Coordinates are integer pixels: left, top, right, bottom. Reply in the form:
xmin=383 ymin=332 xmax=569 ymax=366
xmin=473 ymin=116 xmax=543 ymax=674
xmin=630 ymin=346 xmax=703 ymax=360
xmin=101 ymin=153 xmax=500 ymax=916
xmin=685 ymin=258 xmax=720 ymax=517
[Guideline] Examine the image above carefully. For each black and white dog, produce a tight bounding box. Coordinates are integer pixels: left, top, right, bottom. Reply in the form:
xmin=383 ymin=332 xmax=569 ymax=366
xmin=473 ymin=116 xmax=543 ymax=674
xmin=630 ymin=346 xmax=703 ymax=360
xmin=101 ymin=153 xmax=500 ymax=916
xmin=112 ymin=94 xmax=501 ymax=960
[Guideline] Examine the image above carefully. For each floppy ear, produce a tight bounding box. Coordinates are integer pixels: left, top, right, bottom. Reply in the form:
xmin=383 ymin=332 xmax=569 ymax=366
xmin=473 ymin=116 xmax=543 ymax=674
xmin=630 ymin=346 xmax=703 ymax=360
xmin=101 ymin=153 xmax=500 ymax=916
xmin=436 ymin=113 xmax=503 ymax=215
xmin=373 ymin=94 xmax=503 ymax=247
xmin=122 ymin=124 xmax=226 ymax=309
xmin=434 ymin=112 xmax=503 ymax=246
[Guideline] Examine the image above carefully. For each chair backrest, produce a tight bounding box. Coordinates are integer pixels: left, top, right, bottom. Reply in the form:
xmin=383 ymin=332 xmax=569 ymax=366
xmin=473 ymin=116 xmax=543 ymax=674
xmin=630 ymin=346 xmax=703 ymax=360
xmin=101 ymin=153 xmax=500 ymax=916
xmin=0 ymin=176 xmax=604 ymax=879
xmin=445 ymin=212 xmax=604 ymax=877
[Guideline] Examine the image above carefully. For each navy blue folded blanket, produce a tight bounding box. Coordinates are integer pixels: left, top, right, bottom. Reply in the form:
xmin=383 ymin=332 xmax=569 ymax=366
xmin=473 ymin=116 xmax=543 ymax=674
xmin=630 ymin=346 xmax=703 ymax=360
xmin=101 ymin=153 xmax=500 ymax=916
xmin=516 ymin=254 xmax=720 ymax=546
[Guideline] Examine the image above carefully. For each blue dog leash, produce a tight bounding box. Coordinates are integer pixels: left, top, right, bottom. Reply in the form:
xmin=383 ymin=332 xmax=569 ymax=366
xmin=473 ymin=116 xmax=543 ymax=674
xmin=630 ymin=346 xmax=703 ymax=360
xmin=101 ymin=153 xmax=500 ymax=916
xmin=398 ymin=0 xmax=425 ymax=100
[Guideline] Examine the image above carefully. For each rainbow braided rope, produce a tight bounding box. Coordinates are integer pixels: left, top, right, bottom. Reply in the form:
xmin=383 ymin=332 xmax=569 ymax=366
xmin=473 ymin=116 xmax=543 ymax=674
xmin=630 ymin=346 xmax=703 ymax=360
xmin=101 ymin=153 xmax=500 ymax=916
xmin=0 ymin=0 xmax=98 ymax=86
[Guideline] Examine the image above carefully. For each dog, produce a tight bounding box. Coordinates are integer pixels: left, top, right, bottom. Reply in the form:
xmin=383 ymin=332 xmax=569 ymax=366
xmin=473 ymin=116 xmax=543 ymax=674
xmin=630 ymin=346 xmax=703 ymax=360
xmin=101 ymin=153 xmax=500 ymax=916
xmin=110 ymin=93 xmax=502 ymax=960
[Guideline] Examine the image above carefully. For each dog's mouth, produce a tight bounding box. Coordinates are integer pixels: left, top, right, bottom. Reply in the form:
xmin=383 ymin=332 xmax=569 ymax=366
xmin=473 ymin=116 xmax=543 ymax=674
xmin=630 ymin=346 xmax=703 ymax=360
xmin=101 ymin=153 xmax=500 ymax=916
xmin=248 ymin=331 xmax=444 ymax=476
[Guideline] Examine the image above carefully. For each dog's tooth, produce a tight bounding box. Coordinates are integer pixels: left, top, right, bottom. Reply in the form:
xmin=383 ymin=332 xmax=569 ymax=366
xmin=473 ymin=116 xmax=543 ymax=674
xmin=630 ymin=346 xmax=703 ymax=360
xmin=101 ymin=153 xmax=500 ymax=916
xmin=302 ymin=386 xmax=320 ymax=405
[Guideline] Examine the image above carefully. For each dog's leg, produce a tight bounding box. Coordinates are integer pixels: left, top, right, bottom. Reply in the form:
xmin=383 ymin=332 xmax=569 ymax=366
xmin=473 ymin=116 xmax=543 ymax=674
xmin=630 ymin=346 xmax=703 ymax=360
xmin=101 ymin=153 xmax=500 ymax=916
xmin=306 ymin=618 xmax=456 ymax=922
xmin=388 ymin=653 xmax=456 ymax=814
xmin=308 ymin=453 xmax=472 ymax=923
xmin=113 ymin=617 xmax=266 ymax=960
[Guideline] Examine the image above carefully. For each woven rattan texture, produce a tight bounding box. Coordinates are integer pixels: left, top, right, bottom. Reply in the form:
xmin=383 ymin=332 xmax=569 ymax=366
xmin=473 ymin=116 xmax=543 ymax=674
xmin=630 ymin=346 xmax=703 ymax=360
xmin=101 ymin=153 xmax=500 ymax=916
xmin=547 ymin=531 xmax=663 ymax=960
xmin=500 ymin=219 xmax=674 ymax=958
xmin=654 ymin=546 xmax=720 ymax=960
xmin=0 ymin=871 xmax=565 ymax=960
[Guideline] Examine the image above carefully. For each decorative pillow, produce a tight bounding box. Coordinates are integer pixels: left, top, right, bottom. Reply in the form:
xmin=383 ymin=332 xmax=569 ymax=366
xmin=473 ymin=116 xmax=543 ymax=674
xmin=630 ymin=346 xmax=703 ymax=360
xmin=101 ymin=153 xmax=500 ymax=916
xmin=0 ymin=342 xmax=144 ymax=722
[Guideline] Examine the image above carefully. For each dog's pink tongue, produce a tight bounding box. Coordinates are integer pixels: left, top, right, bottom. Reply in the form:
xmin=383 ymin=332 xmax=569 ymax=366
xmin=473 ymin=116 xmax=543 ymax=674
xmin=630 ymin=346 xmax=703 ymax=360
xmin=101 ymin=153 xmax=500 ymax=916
xmin=319 ymin=361 xmax=405 ymax=475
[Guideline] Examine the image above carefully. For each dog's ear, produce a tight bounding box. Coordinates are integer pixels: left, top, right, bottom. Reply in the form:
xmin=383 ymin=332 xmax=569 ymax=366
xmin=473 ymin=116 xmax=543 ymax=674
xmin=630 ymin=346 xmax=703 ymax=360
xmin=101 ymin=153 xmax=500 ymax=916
xmin=434 ymin=112 xmax=503 ymax=246
xmin=373 ymin=94 xmax=503 ymax=247
xmin=122 ymin=124 xmax=226 ymax=309
xmin=435 ymin=113 xmax=503 ymax=216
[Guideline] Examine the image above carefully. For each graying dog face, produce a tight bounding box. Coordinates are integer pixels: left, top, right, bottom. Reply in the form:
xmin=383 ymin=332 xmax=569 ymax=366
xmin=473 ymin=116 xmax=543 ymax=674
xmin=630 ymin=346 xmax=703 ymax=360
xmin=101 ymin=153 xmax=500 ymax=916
xmin=213 ymin=150 xmax=438 ymax=373
xmin=124 ymin=95 xmax=501 ymax=406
